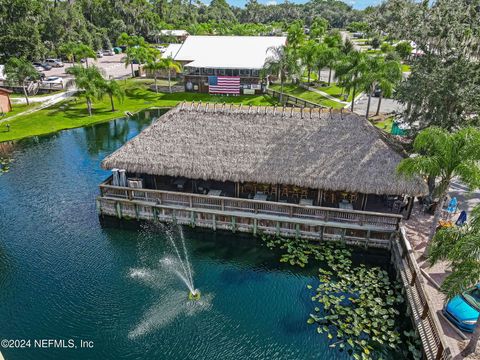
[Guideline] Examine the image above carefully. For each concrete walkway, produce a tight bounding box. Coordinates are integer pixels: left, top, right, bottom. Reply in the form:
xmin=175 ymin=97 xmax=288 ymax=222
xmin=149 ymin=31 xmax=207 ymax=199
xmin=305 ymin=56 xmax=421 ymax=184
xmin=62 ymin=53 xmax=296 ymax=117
xmin=304 ymin=85 xmax=349 ymax=105
xmin=1 ymin=89 xmax=77 ymax=124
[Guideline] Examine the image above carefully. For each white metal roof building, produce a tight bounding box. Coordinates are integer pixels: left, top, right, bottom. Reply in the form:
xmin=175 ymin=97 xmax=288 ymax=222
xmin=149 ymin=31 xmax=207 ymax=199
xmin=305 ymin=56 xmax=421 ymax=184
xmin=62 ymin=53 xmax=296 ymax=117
xmin=172 ymin=36 xmax=287 ymax=70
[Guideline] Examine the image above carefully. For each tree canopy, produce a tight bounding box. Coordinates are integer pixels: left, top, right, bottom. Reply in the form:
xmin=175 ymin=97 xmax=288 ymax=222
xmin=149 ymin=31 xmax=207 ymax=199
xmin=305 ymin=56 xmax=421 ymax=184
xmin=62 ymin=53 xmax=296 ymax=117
xmin=0 ymin=0 xmax=364 ymax=62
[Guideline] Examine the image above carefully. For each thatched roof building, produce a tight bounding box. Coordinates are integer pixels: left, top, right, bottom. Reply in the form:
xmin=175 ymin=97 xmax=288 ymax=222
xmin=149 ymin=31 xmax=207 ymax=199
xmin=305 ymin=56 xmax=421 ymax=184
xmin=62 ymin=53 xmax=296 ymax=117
xmin=102 ymin=104 xmax=427 ymax=196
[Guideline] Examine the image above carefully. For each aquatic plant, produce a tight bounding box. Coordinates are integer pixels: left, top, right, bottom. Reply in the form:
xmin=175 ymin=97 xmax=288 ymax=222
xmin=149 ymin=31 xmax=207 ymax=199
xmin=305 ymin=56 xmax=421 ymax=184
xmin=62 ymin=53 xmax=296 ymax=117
xmin=0 ymin=157 xmax=13 ymax=175
xmin=262 ymin=235 xmax=408 ymax=360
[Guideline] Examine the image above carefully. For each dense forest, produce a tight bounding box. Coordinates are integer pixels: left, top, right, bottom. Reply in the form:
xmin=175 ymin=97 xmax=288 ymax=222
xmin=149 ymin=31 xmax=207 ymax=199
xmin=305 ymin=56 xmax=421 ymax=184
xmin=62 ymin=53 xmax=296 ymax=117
xmin=0 ymin=0 xmax=365 ymax=61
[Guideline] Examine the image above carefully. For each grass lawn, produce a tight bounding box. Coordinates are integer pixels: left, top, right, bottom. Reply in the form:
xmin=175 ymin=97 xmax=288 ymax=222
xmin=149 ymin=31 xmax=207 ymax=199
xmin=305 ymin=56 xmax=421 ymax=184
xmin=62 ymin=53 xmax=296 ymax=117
xmin=0 ymin=81 xmax=276 ymax=142
xmin=270 ymin=84 xmax=345 ymax=109
xmin=10 ymin=90 xmax=64 ymax=99
xmin=372 ymin=117 xmax=394 ymax=133
xmin=315 ymin=84 xmax=353 ymax=102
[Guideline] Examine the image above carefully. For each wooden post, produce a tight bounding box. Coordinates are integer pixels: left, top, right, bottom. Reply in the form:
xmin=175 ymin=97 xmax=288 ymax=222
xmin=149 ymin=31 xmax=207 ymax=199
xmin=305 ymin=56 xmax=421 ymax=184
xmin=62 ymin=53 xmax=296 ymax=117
xmin=212 ymin=214 xmax=217 ymax=231
xmin=421 ymin=303 xmax=429 ymax=320
xmin=153 ymin=207 xmax=158 ymax=221
xmin=320 ymin=226 xmax=324 ymax=241
xmin=191 ymin=211 xmax=195 ymax=227
xmin=253 ymin=218 xmax=258 ymax=236
xmin=316 ymin=189 xmax=323 ymax=206
xmin=365 ymin=230 xmax=371 ymax=248
xmin=362 ymin=194 xmax=368 ymax=211
xmin=134 ymin=204 xmax=139 ymax=220
xmin=235 ymin=182 xmax=240 ymax=197
xmin=189 ymin=195 xmax=193 ymax=208
xmin=276 ymin=184 xmax=280 ymax=202
xmin=410 ymin=271 xmax=417 ymax=286
xmin=232 ymin=216 xmax=236 ymax=233
xmin=276 ymin=221 xmax=280 ymax=236
xmin=406 ymin=196 xmax=414 ymax=220
xmin=295 ymin=223 xmax=300 ymax=239
xmin=96 ymin=199 xmax=101 ymax=215
xmin=221 ymin=199 xmax=225 ymax=211
xmin=115 ymin=202 xmax=122 ymax=219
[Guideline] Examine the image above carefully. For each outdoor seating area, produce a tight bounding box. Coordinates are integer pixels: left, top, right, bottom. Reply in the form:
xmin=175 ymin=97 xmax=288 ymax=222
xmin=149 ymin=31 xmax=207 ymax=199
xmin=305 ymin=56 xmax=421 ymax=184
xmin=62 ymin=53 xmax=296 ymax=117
xmin=112 ymin=173 xmax=413 ymax=216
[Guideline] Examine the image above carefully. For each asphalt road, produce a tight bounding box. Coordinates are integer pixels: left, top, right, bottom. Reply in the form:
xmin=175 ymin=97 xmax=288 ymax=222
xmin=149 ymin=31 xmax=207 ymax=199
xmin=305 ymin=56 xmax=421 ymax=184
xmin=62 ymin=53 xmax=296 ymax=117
xmin=353 ymin=94 xmax=405 ymax=116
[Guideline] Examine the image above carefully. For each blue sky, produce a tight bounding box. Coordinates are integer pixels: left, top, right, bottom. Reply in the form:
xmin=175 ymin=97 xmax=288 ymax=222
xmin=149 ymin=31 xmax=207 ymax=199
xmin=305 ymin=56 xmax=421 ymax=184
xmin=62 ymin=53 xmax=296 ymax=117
xmin=224 ymin=0 xmax=381 ymax=9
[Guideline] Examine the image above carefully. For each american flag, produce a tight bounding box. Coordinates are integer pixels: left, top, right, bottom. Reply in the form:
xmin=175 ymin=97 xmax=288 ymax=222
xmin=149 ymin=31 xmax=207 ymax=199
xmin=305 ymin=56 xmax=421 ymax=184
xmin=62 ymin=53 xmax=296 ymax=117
xmin=208 ymin=76 xmax=240 ymax=95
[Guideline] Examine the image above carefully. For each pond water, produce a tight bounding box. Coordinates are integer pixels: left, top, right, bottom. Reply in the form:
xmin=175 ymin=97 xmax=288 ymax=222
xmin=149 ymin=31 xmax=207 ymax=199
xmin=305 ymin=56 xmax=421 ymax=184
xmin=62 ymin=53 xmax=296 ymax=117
xmin=0 ymin=109 xmax=410 ymax=359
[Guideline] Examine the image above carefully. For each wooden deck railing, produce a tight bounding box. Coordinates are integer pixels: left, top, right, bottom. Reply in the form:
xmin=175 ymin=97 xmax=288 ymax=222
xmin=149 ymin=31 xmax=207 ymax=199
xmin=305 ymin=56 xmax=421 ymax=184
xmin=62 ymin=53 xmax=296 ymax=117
xmin=266 ymin=88 xmax=324 ymax=108
xmin=393 ymin=228 xmax=452 ymax=360
xmin=99 ymin=181 xmax=402 ymax=233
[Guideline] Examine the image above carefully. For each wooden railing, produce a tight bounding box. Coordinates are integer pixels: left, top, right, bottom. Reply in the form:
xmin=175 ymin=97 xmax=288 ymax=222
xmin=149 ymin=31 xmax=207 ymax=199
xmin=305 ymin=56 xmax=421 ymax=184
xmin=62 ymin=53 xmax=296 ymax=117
xmin=393 ymin=228 xmax=452 ymax=360
xmin=266 ymin=88 xmax=324 ymax=108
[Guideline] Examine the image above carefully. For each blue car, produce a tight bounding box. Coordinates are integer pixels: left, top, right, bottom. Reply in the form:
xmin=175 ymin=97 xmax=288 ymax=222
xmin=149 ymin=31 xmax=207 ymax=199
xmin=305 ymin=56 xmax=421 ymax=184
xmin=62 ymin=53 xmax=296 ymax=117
xmin=443 ymin=284 xmax=480 ymax=332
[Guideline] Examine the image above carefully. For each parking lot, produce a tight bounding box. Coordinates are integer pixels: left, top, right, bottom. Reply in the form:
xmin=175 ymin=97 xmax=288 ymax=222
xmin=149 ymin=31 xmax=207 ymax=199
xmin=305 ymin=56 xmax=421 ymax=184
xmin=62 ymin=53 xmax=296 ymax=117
xmin=41 ymin=54 xmax=139 ymax=81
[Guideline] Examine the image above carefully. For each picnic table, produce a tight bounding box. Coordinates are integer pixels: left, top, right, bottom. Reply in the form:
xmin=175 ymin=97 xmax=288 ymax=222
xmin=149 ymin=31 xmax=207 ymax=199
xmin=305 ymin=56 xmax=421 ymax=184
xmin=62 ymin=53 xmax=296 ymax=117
xmin=253 ymin=193 xmax=268 ymax=201
xmin=208 ymin=189 xmax=222 ymax=196
xmin=338 ymin=201 xmax=353 ymax=210
xmin=173 ymin=178 xmax=187 ymax=190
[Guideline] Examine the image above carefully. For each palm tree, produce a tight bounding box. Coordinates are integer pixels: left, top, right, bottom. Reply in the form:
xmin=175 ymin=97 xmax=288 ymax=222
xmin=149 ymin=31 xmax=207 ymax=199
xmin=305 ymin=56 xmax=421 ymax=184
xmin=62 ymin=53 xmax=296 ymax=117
xmin=334 ymin=51 xmax=367 ymax=112
xmin=428 ymin=205 xmax=480 ymax=356
xmin=4 ymin=57 xmax=40 ymax=105
xmin=143 ymin=59 xmax=163 ymax=93
xmin=58 ymin=41 xmax=78 ymax=63
xmin=316 ymin=45 xmax=339 ymax=85
xmin=102 ymin=79 xmax=125 ymax=111
xmin=74 ymin=44 xmax=97 ymax=67
xmin=358 ymin=57 xmax=402 ymax=119
xmin=66 ymin=65 xmax=106 ymax=116
xmin=397 ymin=127 xmax=480 ymax=244
xmin=375 ymin=59 xmax=402 ymax=115
xmin=262 ymin=45 xmax=299 ymax=102
xmin=300 ymin=40 xmax=319 ymax=83
xmin=159 ymin=57 xmax=182 ymax=94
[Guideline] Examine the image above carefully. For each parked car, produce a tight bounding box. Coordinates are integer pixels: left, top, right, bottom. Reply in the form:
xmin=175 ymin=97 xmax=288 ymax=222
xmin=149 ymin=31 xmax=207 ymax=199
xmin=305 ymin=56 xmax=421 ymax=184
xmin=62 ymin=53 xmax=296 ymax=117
xmin=33 ymin=62 xmax=52 ymax=71
xmin=372 ymin=86 xmax=382 ymax=97
xmin=103 ymin=49 xmax=114 ymax=56
xmin=45 ymin=59 xmax=64 ymax=68
xmin=96 ymin=50 xmax=104 ymax=58
xmin=443 ymin=284 xmax=480 ymax=332
xmin=42 ymin=76 xmax=63 ymax=85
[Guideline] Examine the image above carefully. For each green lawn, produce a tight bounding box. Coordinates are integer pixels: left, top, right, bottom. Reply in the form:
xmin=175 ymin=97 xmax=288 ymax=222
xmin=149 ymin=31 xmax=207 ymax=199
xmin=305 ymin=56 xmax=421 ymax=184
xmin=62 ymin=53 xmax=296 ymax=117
xmin=315 ymin=84 xmax=353 ymax=102
xmin=270 ymin=84 xmax=345 ymax=109
xmin=372 ymin=117 xmax=394 ymax=133
xmin=0 ymin=81 xmax=276 ymax=142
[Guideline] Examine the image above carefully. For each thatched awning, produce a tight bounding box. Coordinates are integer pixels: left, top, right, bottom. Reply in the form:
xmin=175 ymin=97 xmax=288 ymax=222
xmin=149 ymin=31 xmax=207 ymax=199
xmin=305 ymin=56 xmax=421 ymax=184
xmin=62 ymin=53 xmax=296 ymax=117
xmin=102 ymin=104 xmax=428 ymax=196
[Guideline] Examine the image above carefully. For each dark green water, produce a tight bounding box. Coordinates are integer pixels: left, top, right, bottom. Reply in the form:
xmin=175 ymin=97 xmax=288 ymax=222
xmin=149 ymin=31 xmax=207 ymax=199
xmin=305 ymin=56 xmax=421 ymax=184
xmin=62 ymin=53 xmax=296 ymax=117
xmin=0 ymin=109 xmax=409 ymax=360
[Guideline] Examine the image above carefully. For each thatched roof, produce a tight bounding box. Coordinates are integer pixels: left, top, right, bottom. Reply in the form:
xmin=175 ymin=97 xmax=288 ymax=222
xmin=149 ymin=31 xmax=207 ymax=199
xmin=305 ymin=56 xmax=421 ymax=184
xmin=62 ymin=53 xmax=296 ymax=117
xmin=102 ymin=103 xmax=428 ymax=196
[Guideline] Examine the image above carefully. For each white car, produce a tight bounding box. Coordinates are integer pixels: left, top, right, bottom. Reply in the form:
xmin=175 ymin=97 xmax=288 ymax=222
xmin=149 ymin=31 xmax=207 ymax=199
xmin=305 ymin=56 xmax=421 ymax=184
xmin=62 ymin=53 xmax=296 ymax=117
xmin=45 ymin=59 xmax=64 ymax=67
xmin=103 ymin=49 xmax=114 ymax=56
xmin=43 ymin=76 xmax=63 ymax=85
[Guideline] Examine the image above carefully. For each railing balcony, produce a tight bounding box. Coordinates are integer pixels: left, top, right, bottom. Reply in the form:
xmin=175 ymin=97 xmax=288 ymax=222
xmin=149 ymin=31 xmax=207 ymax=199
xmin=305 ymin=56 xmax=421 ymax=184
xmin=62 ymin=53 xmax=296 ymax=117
xmin=98 ymin=177 xmax=402 ymax=235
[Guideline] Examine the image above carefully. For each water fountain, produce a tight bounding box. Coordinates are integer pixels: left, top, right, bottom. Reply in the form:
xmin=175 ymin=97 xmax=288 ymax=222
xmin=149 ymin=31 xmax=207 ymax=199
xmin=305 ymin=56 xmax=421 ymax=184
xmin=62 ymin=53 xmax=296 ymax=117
xmin=160 ymin=224 xmax=200 ymax=300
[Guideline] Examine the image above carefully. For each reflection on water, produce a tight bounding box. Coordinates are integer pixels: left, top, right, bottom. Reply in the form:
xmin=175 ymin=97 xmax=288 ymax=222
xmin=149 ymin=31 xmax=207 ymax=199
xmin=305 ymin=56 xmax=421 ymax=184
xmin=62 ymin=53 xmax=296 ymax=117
xmin=81 ymin=109 xmax=166 ymax=156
